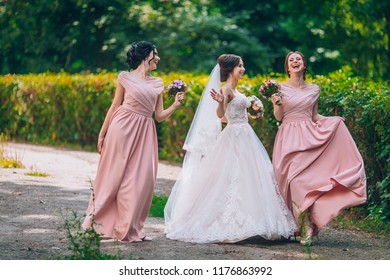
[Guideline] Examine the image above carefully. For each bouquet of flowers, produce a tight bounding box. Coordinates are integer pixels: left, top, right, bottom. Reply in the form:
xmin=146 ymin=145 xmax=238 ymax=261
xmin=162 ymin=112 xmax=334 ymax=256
xmin=247 ymin=95 xmax=264 ymax=119
xmin=166 ymin=79 xmax=188 ymax=99
xmin=259 ymin=79 xmax=283 ymax=106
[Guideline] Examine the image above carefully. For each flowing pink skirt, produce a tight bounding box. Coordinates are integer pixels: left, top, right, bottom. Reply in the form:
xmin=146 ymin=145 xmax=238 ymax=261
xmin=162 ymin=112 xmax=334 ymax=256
xmin=273 ymin=116 xmax=366 ymax=231
xmin=82 ymin=106 xmax=158 ymax=242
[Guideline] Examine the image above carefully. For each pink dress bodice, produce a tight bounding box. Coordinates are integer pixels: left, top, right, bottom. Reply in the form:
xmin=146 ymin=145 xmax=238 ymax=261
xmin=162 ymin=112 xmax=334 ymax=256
xmin=118 ymin=71 xmax=164 ymax=117
xmin=280 ymin=83 xmax=320 ymax=122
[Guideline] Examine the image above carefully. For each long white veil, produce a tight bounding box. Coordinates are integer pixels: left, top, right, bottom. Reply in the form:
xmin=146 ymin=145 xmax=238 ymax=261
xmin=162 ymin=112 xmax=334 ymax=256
xmin=182 ymin=64 xmax=222 ymax=156
xmin=164 ymin=64 xmax=222 ymax=227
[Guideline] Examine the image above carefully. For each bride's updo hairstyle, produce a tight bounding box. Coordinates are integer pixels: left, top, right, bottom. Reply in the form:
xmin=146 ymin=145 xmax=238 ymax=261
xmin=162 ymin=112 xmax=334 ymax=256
xmin=126 ymin=41 xmax=156 ymax=70
xmin=217 ymin=54 xmax=241 ymax=82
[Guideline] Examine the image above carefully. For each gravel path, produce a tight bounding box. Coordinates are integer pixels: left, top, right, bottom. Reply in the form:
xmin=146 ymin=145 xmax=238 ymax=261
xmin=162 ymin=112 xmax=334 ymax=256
xmin=0 ymin=142 xmax=389 ymax=260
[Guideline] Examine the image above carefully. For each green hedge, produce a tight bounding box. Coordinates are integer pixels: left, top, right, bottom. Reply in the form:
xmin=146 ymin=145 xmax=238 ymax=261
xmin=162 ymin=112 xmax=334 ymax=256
xmin=0 ymin=72 xmax=114 ymax=146
xmin=0 ymin=68 xmax=388 ymax=220
xmin=315 ymin=67 xmax=389 ymax=221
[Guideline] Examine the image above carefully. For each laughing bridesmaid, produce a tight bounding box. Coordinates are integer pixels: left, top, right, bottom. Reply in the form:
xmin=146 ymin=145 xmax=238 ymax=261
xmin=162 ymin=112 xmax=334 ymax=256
xmin=271 ymin=51 xmax=367 ymax=246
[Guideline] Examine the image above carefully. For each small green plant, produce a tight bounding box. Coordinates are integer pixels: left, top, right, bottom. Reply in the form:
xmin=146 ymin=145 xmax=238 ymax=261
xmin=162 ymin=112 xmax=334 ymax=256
xmin=25 ymin=171 xmax=49 ymax=177
xmin=61 ymin=210 xmax=120 ymax=260
xmin=297 ymin=210 xmax=313 ymax=257
xmin=0 ymin=134 xmax=25 ymax=168
xmin=1 ymin=157 xmax=25 ymax=168
xmin=60 ymin=181 xmax=121 ymax=260
xmin=149 ymin=195 xmax=168 ymax=218
xmin=24 ymin=165 xmax=49 ymax=177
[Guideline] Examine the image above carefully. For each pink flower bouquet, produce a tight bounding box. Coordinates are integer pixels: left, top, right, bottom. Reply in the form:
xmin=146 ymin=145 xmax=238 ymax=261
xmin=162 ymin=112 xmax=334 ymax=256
xmin=259 ymin=79 xmax=283 ymax=106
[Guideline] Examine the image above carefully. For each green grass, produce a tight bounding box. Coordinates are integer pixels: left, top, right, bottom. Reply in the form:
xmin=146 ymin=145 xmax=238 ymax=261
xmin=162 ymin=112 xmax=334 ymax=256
xmin=149 ymin=195 xmax=168 ymax=218
xmin=1 ymin=158 xmax=25 ymax=168
xmin=0 ymin=134 xmax=25 ymax=168
xmin=332 ymin=209 xmax=390 ymax=240
xmin=25 ymin=171 xmax=49 ymax=177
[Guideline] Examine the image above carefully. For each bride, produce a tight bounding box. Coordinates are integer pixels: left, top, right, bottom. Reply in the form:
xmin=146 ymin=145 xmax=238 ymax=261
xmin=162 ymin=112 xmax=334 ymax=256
xmin=164 ymin=54 xmax=296 ymax=243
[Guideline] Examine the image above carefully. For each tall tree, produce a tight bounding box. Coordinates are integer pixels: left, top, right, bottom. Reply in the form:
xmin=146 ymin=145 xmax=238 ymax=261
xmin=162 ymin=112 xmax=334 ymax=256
xmin=277 ymin=0 xmax=389 ymax=78
xmin=1 ymin=0 xmax=388 ymax=77
xmin=125 ymin=0 xmax=269 ymax=74
xmin=216 ymin=0 xmax=389 ymax=78
xmin=0 ymin=0 xmax=137 ymax=73
xmin=215 ymin=0 xmax=295 ymax=74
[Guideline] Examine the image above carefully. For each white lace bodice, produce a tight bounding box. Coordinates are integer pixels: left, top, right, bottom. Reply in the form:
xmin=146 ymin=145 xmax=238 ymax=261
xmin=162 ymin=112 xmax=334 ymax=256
xmin=225 ymin=92 xmax=250 ymax=125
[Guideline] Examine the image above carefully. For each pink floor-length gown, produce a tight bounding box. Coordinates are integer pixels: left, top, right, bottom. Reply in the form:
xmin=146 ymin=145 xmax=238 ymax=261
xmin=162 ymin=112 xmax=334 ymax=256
xmin=272 ymin=83 xmax=367 ymax=232
xmin=82 ymin=71 xmax=164 ymax=242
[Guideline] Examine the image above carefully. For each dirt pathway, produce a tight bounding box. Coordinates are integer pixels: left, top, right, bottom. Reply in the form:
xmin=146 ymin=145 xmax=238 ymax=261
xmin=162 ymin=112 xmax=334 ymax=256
xmin=0 ymin=142 xmax=389 ymax=260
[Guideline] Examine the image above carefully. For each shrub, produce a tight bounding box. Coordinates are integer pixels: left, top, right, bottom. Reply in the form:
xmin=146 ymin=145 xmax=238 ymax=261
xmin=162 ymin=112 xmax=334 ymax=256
xmin=61 ymin=210 xmax=120 ymax=260
xmin=1 ymin=68 xmax=388 ymax=221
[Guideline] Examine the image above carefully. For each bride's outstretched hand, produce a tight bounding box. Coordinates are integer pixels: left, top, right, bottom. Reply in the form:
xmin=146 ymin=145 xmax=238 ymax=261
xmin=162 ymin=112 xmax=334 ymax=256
xmin=211 ymin=88 xmax=223 ymax=103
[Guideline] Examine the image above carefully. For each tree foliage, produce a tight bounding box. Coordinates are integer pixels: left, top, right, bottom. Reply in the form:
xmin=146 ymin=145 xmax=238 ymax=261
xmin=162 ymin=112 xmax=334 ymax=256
xmin=0 ymin=0 xmax=389 ymax=77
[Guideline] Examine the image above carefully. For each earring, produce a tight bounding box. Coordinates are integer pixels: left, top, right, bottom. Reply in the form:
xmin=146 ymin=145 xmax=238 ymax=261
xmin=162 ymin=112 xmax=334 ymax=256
xmin=144 ymin=60 xmax=148 ymax=66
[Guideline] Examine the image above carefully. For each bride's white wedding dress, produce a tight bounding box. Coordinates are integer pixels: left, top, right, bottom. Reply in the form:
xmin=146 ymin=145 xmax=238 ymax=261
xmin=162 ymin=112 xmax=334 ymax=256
xmin=164 ymin=88 xmax=296 ymax=243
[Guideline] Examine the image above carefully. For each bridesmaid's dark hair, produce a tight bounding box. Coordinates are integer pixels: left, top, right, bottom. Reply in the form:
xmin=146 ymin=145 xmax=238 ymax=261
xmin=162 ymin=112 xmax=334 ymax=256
xmin=125 ymin=41 xmax=157 ymax=70
xmin=217 ymin=54 xmax=241 ymax=82
xmin=284 ymin=51 xmax=308 ymax=80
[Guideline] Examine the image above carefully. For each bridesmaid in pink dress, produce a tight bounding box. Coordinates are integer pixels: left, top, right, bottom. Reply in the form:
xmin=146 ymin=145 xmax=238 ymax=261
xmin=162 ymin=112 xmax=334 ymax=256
xmin=82 ymin=41 xmax=184 ymax=242
xmin=271 ymin=51 xmax=366 ymax=245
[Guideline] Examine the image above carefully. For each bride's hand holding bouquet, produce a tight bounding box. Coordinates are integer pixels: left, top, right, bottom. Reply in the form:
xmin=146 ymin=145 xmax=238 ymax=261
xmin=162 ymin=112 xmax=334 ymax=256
xmin=259 ymin=79 xmax=283 ymax=106
xmin=247 ymin=95 xmax=264 ymax=119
